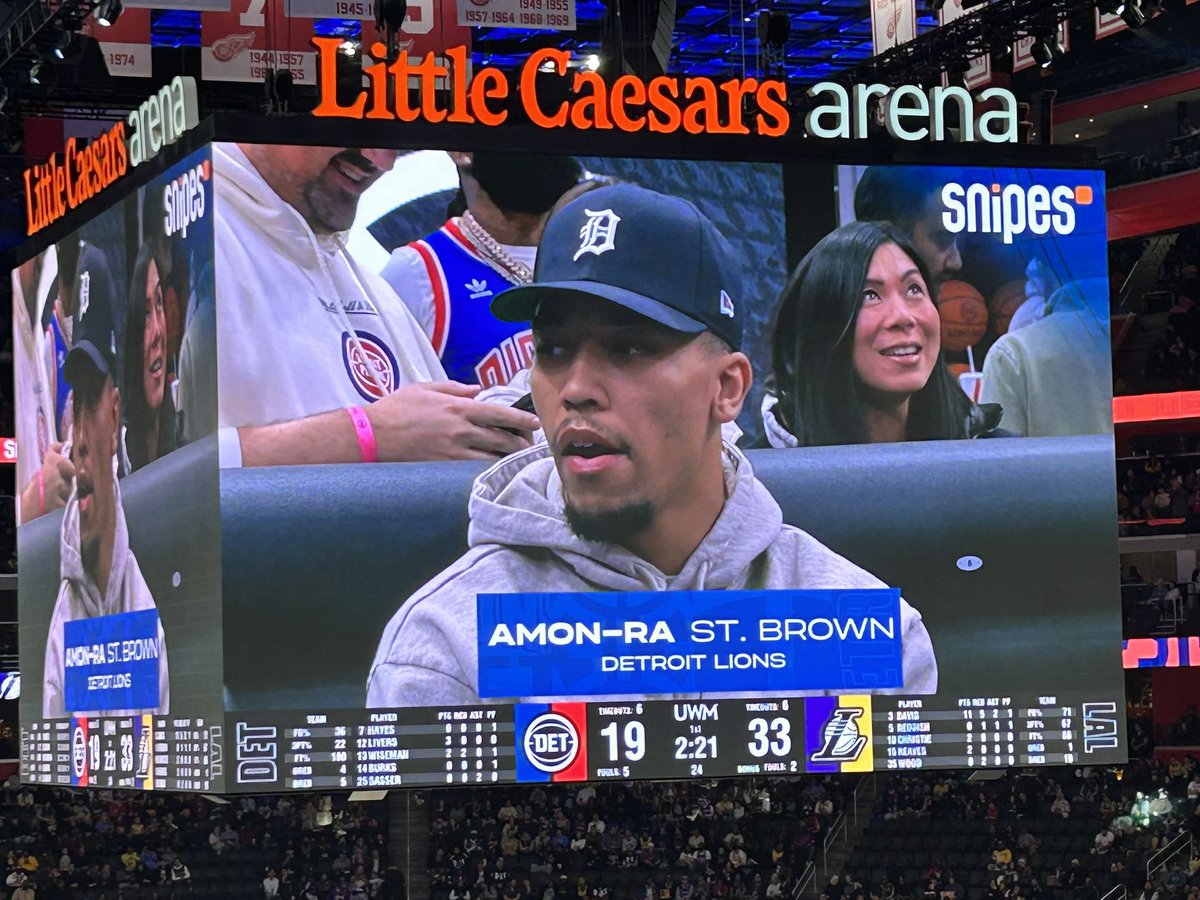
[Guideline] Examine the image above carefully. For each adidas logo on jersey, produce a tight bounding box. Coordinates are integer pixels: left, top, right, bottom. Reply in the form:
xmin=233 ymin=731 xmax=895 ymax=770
xmin=465 ymin=278 xmax=493 ymax=300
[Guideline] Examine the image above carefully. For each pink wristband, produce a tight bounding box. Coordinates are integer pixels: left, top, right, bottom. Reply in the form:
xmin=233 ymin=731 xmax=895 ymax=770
xmin=346 ymin=406 xmax=378 ymax=463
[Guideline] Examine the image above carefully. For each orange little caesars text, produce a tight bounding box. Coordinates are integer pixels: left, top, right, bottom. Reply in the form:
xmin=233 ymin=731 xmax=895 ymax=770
xmin=312 ymin=39 xmax=791 ymax=137
xmin=24 ymin=124 xmax=128 ymax=236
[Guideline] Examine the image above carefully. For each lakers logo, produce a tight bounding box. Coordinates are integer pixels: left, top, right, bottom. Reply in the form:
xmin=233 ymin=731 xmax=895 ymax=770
xmin=810 ymin=707 xmax=868 ymax=763
xmin=342 ymin=331 xmax=398 ymax=402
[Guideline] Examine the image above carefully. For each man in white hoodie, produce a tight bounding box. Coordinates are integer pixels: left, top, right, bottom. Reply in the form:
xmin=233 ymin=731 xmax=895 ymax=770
xmin=206 ymin=144 xmax=537 ymax=467
xmin=43 ymin=283 xmax=168 ymax=718
xmin=367 ymin=184 xmax=936 ymax=707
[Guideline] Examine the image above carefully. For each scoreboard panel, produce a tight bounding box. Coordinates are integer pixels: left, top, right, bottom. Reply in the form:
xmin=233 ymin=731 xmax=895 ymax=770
xmin=17 ymin=691 xmax=1123 ymax=792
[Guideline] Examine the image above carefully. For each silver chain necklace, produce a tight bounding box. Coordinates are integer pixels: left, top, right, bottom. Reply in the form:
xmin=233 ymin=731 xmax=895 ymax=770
xmin=458 ymin=210 xmax=534 ymax=285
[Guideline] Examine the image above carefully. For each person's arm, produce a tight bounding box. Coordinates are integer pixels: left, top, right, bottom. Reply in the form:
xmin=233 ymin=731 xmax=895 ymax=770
xmin=236 ymin=382 xmax=539 ymax=466
xmin=979 ymin=339 xmax=1029 ymax=437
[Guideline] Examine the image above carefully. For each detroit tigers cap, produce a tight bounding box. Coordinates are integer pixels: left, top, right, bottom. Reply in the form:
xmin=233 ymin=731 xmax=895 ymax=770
xmin=491 ymin=183 xmax=744 ymax=351
xmin=63 ymin=244 xmax=120 ymax=385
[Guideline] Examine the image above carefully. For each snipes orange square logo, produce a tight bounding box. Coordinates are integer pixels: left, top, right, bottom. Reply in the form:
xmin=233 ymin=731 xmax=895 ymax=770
xmin=1074 ymin=185 xmax=1093 ymax=205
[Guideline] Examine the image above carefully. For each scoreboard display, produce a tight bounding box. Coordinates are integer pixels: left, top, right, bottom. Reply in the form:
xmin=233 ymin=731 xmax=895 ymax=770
xmin=14 ymin=133 xmax=1126 ymax=795
xmin=19 ymin=693 xmax=1123 ymax=793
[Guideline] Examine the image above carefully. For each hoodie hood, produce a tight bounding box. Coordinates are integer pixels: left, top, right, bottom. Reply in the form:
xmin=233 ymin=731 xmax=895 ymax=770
xmin=58 ymin=457 xmax=130 ymax=619
xmin=466 ymin=442 xmax=783 ymax=591
xmin=216 ymin=142 xmax=345 ymax=261
xmin=761 ymin=393 xmax=799 ymax=449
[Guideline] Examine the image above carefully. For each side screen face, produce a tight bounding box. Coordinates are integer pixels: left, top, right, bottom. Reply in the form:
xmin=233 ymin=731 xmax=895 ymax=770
xmin=15 ymin=146 xmax=223 ymax=792
xmin=16 ymin=142 xmax=1123 ymax=792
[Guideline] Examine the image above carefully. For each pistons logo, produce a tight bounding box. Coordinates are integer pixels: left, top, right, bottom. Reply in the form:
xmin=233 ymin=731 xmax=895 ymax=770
xmin=341 ymin=330 xmax=398 ymax=401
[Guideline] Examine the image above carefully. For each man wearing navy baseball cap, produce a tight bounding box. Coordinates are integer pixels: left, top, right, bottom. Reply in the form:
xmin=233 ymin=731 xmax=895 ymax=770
xmin=367 ymin=184 xmax=935 ymax=706
xmin=43 ymin=277 xmax=169 ymax=718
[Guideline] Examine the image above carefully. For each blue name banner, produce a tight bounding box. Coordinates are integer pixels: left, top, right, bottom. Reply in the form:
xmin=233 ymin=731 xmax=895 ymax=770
xmin=63 ymin=610 xmax=160 ymax=712
xmin=476 ymin=589 xmax=903 ymax=699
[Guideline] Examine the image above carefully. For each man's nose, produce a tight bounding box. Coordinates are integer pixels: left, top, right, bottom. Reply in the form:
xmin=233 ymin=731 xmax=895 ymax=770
xmin=361 ymin=148 xmax=399 ymax=172
xmin=944 ymin=241 xmax=963 ymax=275
xmin=560 ymin=345 xmax=608 ymax=410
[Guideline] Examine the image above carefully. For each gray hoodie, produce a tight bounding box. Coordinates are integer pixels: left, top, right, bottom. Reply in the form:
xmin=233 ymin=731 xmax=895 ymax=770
xmin=367 ymin=443 xmax=936 ymax=706
xmin=43 ymin=471 xmax=169 ymax=718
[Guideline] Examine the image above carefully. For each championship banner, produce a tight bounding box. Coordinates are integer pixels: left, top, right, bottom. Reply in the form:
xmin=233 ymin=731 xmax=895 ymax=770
xmin=455 ymin=0 xmax=577 ymax=31
xmin=1095 ymin=8 xmax=1128 ymax=39
xmin=84 ymin=7 xmax=153 ymax=78
xmin=477 ymin=589 xmax=905 ymax=699
xmin=204 ymin=0 xmax=467 ymax=84
xmin=939 ymin=0 xmax=990 ymax=88
xmin=1013 ymin=22 xmax=1070 ymax=73
xmin=871 ymin=0 xmax=916 ymax=55
xmin=202 ymin=0 xmax=319 ymax=84
xmin=127 ymin=0 xmax=231 ymax=9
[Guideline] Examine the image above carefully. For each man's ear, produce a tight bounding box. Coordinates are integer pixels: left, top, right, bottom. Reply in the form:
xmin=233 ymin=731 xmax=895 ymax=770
xmin=109 ymin=385 xmax=121 ymax=457
xmin=713 ymin=352 xmax=752 ymax=425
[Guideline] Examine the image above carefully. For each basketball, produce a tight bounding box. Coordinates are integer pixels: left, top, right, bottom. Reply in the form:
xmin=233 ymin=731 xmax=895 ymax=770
xmin=937 ymin=280 xmax=989 ymax=351
xmin=990 ymin=279 xmax=1027 ymax=336
xmin=947 ymin=363 xmax=971 ymax=380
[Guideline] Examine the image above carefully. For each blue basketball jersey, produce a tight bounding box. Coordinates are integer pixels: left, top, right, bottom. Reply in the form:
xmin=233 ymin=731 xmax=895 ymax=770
xmin=409 ymin=220 xmax=533 ymax=387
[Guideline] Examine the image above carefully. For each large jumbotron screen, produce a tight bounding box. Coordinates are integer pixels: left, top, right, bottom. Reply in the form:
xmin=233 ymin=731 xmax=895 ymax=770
xmin=14 ymin=136 xmax=1125 ymax=793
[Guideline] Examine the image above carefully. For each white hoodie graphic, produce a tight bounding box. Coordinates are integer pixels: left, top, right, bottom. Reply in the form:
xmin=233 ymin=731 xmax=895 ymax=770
xmin=211 ymin=143 xmax=446 ymax=465
xmin=43 ymin=471 xmax=168 ymax=718
xmin=367 ymin=443 xmax=936 ymax=706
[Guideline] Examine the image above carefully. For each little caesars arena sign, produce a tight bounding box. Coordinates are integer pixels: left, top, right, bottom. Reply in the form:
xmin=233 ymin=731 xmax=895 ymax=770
xmin=310 ymin=38 xmax=1019 ymax=144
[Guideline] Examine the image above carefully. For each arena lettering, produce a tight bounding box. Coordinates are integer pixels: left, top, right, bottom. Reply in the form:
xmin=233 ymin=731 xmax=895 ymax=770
xmin=23 ymin=75 xmax=198 ymax=236
xmin=804 ymin=81 xmax=1017 ymax=143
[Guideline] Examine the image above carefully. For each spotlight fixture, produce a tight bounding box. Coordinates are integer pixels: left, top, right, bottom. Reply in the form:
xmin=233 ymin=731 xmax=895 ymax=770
xmin=338 ymin=39 xmax=358 ymax=55
xmin=1098 ymin=0 xmax=1126 ymax=14
xmin=1030 ymin=34 xmax=1057 ymax=67
xmin=0 ymin=85 xmax=8 ymax=113
xmin=581 ymin=53 xmax=601 ymax=71
xmin=96 ymin=0 xmax=124 ymax=26
xmin=766 ymin=10 xmax=791 ymax=49
xmin=52 ymin=30 xmax=73 ymax=60
xmin=1120 ymin=0 xmax=1147 ymax=27
xmin=29 ymin=60 xmax=42 ymax=84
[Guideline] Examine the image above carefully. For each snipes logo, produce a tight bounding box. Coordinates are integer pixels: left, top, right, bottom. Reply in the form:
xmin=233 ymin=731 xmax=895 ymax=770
xmin=942 ymin=182 xmax=1093 ymax=245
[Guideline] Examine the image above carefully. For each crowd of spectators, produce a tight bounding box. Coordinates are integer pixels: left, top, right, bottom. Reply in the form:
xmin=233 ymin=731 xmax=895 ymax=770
xmin=0 ymin=779 xmax=401 ymax=899
xmin=425 ymin=778 xmax=846 ymax=900
xmin=1116 ymin=452 xmax=1200 ymax=536
xmin=1105 ymin=124 xmax=1200 ymax=190
xmin=825 ymin=757 xmax=1199 ymax=900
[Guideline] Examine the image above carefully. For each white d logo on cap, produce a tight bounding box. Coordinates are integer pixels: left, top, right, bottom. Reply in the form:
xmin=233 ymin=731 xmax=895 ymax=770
xmin=574 ymin=208 xmax=621 ymax=261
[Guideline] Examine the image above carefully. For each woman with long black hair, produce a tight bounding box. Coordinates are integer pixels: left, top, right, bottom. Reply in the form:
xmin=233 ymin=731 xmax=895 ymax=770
xmin=765 ymin=220 xmax=1004 ymax=447
xmin=123 ymin=242 xmax=177 ymax=471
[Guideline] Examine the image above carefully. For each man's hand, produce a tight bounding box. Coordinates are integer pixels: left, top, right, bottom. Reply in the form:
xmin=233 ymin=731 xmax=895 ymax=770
xmin=20 ymin=442 xmax=75 ymax=523
xmin=42 ymin=443 xmax=75 ymax=507
xmin=367 ymin=381 xmax=540 ymax=461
